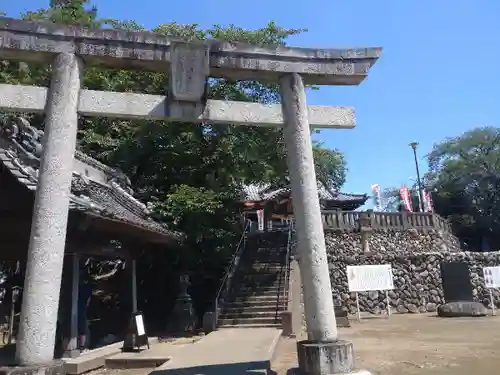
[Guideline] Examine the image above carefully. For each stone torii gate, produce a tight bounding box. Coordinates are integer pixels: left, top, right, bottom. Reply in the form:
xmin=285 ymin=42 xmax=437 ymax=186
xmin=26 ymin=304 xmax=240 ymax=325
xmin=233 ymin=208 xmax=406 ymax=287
xmin=0 ymin=18 xmax=380 ymax=375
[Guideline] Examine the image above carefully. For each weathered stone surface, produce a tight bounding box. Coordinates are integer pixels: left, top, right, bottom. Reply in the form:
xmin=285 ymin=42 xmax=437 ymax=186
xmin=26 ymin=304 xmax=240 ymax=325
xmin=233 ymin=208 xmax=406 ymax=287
xmin=0 ymin=17 xmax=381 ymax=85
xmin=0 ymin=84 xmax=356 ymax=129
xmin=297 ymin=340 xmax=355 ymax=375
xmin=0 ymin=361 xmax=64 ymax=375
xmin=437 ymin=301 xmax=487 ymax=317
xmin=303 ymin=230 xmax=500 ymax=315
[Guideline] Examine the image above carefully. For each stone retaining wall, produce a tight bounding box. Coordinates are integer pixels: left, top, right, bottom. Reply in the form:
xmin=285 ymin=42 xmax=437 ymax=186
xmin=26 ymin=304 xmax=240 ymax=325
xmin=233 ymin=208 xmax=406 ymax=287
xmin=323 ymin=231 xmax=500 ymax=314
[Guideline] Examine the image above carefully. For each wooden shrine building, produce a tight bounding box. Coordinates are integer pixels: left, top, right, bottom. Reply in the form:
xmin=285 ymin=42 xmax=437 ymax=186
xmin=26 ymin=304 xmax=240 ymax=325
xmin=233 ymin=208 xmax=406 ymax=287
xmin=241 ymin=182 xmax=368 ymax=230
xmin=0 ymin=116 xmax=182 ymax=357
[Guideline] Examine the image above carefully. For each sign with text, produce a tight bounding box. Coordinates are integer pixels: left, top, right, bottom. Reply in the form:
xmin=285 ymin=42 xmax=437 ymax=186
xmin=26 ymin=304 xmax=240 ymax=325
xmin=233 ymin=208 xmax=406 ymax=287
xmin=257 ymin=209 xmax=264 ymax=231
xmin=347 ymin=264 xmax=394 ymax=292
xmin=123 ymin=311 xmax=150 ymax=352
xmin=483 ymin=266 xmax=500 ymax=288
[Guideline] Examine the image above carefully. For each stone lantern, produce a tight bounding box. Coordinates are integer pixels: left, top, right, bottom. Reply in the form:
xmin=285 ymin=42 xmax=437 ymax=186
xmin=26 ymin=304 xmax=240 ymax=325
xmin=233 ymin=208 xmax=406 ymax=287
xmin=167 ymin=275 xmax=196 ymax=335
xmin=359 ymin=211 xmax=373 ymax=254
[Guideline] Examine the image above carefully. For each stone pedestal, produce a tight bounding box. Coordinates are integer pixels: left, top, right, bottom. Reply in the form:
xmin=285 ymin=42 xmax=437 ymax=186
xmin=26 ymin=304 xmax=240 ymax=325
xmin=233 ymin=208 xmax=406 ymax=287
xmin=202 ymin=311 xmax=216 ymax=334
xmin=281 ymin=311 xmax=293 ymax=337
xmin=0 ymin=361 xmax=65 ymax=375
xmin=297 ymin=340 xmax=369 ymax=375
xmin=437 ymin=301 xmax=487 ymax=317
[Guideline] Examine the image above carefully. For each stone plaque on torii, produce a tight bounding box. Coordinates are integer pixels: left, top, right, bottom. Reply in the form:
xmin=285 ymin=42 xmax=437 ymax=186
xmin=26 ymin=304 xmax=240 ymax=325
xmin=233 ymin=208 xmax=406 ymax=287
xmin=0 ymin=17 xmax=380 ymax=374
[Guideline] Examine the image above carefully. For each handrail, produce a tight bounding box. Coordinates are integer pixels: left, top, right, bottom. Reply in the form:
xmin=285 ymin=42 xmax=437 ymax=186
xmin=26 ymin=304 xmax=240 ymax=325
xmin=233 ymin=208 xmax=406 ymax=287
xmin=283 ymin=223 xmax=293 ymax=309
xmin=275 ymin=222 xmax=293 ymax=322
xmin=214 ymin=220 xmax=250 ymax=328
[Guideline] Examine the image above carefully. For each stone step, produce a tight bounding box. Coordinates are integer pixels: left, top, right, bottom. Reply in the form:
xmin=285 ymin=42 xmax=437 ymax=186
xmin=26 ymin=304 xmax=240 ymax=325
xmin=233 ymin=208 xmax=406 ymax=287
xmin=238 ymin=267 xmax=285 ymax=273
xmin=245 ymin=252 xmax=287 ymax=259
xmin=229 ymin=295 xmax=283 ymax=303
xmin=222 ymin=304 xmax=287 ymax=313
xmin=223 ymin=299 xmax=285 ymax=308
xmin=220 ymin=310 xmax=284 ymax=319
xmin=233 ymin=283 xmax=286 ymax=290
xmin=242 ymin=260 xmax=286 ymax=266
xmin=245 ymin=250 xmax=287 ymax=256
xmin=234 ymin=276 xmax=285 ymax=283
xmin=242 ymin=265 xmax=286 ymax=271
xmin=235 ymin=271 xmax=284 ymax=279
xmin=218 ymin=316 xmax=280 ymax=325
xmin=234 ymin=287 xmax=285 ymax=295
xmin=218 ymin=323 xmax=282 ymax=328
xmin=235 ymin=276 xmax=284 ymax=283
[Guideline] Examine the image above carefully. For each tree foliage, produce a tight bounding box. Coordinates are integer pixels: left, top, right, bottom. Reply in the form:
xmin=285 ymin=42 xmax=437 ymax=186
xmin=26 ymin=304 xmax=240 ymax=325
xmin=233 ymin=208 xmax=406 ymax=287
xmin=380 ymin=187 xmax=420 ymax=212
xmin=426 ymin=126 xmax=500 ymax=249
xmin=1 ymin=0 xmax=348 ymax=323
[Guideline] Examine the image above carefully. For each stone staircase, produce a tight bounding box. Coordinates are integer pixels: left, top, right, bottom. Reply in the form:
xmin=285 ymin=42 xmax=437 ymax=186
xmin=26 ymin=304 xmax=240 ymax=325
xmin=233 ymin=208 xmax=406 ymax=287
xmin=218 ymin=230 xmax=291 ymax=328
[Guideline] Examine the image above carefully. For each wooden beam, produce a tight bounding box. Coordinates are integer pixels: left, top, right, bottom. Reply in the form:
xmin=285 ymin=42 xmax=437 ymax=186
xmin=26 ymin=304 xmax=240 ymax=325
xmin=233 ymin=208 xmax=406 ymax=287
xmin=0 ymin=84 xmax=355 ymax=129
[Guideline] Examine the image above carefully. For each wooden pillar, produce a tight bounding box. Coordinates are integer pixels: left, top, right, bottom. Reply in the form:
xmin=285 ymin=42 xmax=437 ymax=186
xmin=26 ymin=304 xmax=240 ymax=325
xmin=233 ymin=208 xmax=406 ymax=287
xmin=62 ymin=253 xmax=80 ymax=358
xmin=131 ymin=259 xmax=138 ymax=313
xmin=69 ymin=254 xmax=80 ymax=353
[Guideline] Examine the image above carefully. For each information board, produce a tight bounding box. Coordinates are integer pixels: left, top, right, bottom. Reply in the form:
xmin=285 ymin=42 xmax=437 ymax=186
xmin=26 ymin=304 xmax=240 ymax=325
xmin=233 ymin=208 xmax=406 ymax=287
xmin=483 ymin=266 xmax=500 ymax=288
xmin=123 ymin=311 xmax=150 ymax=352
xmin=347 ymin=264 xmax=394 ymax=292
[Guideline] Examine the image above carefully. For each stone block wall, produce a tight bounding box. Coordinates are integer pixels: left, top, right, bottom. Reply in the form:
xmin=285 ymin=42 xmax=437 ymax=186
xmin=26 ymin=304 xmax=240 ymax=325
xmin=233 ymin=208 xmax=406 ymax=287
xmin=322 ymin=231 xmax=500 ymax=314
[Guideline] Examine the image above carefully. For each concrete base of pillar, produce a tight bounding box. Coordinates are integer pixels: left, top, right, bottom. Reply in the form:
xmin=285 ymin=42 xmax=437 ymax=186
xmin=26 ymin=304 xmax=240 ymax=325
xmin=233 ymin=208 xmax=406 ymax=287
xmin=297 ymin=340 xmax=369 ymax=375
xmin=62 ymin=349 xmax=80 ymax=359
xmin=0 ymin=361 xmax=65 ymax=375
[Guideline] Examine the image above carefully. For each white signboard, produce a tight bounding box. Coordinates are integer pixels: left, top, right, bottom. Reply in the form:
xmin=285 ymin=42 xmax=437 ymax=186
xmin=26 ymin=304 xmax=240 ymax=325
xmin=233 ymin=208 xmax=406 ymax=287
xmin=135 ymin=314 xmax=146 ymax=336
xmin=483 ymin=266 xmax=500 ymax=288
xmin=347 ymin=264 xmax=394 ymax=292
xmin=257 ymin=209 xmax=264 ymax=231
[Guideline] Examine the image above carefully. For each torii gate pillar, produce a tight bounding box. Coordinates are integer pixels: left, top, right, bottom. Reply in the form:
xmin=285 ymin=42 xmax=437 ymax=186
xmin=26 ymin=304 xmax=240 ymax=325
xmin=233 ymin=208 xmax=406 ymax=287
xmin=280 ymin=74 xmax=364 ymax=375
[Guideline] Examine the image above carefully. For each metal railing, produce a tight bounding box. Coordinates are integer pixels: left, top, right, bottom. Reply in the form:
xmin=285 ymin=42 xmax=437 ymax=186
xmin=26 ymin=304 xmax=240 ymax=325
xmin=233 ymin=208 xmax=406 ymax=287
xmin=213 ymin=220 xmax=250 ymax=328
xmin=275 ymin=223 xmax=293 ymax=322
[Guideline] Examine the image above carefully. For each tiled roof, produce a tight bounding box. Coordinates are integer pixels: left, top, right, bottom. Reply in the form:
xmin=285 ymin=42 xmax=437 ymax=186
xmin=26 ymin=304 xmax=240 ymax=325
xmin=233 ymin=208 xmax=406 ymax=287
xmin=0 ymin=116 xmax=182 ymax=243
xmin=242 ymin=182 xmax=368 ymax=203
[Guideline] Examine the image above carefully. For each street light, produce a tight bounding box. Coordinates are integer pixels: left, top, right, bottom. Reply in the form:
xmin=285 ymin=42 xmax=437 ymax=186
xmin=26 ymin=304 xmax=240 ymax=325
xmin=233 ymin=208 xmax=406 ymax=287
xmin=409 ymin=142 xmax=424 ymax=212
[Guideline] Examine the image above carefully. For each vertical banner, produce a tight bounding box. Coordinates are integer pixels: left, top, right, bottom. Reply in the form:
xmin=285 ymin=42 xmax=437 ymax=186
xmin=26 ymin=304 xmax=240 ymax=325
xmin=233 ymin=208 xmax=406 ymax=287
xmin=399 ymin=187 xmax=413 ymax=212
xmin=370 ymin=184 xmax=383 ymax=211
xmin=425 ymin=190 xmax=433 ymax=212
xmin=256 ymin=209 xmax=264 ymax=231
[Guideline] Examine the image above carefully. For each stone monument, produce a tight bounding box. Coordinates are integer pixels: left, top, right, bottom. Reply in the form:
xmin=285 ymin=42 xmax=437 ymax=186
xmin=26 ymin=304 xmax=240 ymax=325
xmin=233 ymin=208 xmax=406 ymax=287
xmin=359 ymin=212 xmax=373 ymax=254
xmin=0 ymin=17 xmax=381 ymax=374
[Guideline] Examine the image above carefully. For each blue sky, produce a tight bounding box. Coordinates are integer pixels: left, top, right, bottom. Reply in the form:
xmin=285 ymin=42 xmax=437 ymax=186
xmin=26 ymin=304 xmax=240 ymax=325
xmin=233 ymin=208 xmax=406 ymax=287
xmin=3 ymin=1 xmax=500 ymax=202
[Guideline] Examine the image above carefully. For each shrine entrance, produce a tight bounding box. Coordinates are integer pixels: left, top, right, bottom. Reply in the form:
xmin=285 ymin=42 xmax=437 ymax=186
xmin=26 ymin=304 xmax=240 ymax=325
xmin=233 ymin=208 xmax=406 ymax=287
xmin=0 ymin=16 xmax=380 ymax=371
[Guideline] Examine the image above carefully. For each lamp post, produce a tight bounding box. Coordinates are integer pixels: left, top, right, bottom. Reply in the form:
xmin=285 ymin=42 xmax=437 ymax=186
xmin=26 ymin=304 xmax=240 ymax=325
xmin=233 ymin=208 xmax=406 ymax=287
xmin=409 ymin=142 xmax=424 ymax=212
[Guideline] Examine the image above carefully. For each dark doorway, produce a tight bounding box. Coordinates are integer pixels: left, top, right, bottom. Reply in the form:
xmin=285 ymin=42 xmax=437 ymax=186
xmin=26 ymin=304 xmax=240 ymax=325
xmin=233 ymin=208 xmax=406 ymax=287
xmin=440 ymin=262 xmax=473 ymax=302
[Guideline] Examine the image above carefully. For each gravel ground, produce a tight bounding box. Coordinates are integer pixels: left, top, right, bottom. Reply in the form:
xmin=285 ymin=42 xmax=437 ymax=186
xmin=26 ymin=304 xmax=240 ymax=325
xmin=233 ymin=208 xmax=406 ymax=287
xmin=272 ymin=313 xmax=500 ymax=375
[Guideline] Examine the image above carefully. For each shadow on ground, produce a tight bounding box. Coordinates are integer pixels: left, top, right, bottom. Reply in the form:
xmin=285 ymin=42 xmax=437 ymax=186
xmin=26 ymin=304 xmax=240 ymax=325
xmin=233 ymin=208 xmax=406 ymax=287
xmin=152 ymin=360 xmax=274 ymax=375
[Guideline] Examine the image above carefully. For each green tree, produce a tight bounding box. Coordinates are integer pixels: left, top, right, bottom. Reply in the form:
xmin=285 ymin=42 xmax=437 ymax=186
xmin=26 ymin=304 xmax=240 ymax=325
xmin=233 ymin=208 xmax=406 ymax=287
xmin=426 ymin=126 xmax=500 ymax=250
xmin=313 ymin=142 xmax=346 ymax=191
xmin=380 ymin=186 xmax=420 ymax=212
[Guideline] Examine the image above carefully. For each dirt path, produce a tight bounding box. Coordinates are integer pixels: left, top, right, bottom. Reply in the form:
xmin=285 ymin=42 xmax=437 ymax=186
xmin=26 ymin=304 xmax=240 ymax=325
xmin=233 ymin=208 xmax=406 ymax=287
xmin=272 ymin=313 xmax=500 ymax=375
